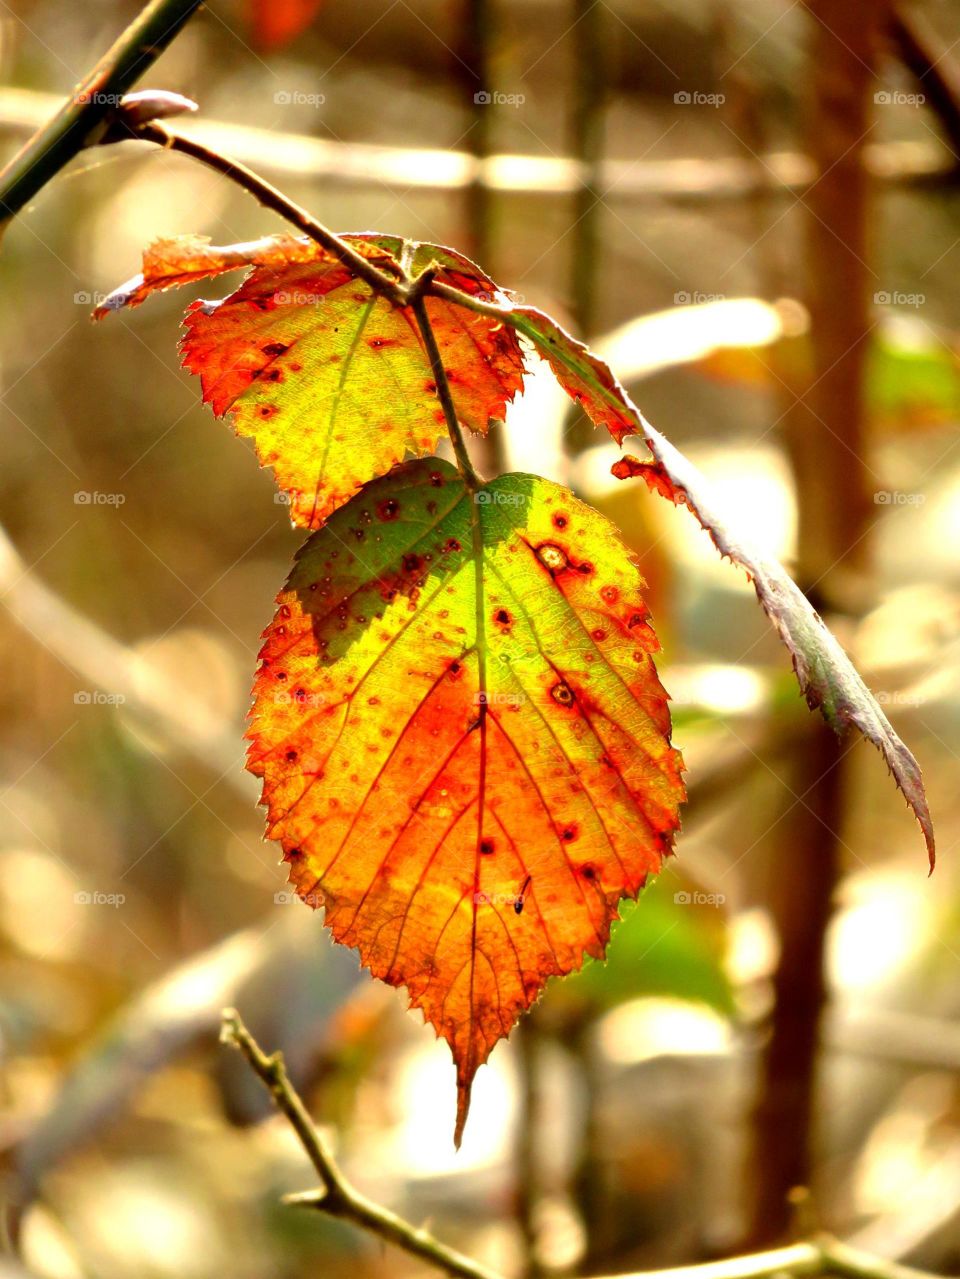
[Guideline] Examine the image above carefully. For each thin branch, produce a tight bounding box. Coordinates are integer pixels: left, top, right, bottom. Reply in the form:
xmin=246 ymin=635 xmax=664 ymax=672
xmin=133 ymin=122 xmax=409 ymax=304
xmin=889 ymin=6 xmax=960 ymax=159
xmin=410 ymin=293 xmax=484 ymax=490
xmin=222 ymin=1009 xmax=956 ymax=1279
xmin=0 ymin=0 xmax=203 ymax=224
xmin=220 ymin=1009 xmax=500 ymax=1279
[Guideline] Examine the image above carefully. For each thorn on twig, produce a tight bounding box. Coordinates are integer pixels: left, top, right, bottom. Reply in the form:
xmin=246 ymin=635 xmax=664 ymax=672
xmin=98 ymin=89 xmax=198 ymax=144
xmin=282 ymin=1189 xmax=332 ymax=1210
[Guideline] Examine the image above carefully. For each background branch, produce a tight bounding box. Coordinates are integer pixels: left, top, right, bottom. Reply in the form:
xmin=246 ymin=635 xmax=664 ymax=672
xmin=222 ymin=1010 xmax=956 ymax=1279
xmin=0 ymin=0 xmax=203 ymax=225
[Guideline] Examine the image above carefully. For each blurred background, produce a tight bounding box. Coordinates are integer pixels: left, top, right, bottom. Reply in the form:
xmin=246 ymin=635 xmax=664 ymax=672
xmin=1 ymin=1 xmax=960 ymax=1276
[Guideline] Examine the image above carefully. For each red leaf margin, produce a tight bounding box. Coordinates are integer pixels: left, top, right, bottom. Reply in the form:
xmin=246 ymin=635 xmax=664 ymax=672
xmin=504 ymin=306 xmax=935 ymax=870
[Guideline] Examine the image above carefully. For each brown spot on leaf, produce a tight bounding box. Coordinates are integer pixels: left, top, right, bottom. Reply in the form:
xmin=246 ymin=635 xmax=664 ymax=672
xmin=550 ymin=681 xmax=575 ymax=706
xmin=377 ymin=499 xmax=401 ymax=521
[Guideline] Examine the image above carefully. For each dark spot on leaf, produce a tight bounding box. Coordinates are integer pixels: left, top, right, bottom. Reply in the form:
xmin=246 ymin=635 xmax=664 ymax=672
xmin=601 ymin=585 xmax=619 ymax=603
xmin=580 ymin=864 xmax=597 ymax=881
xmin=494 ymin=608 xmax=512 ymax=626
xmin=551 ymin=681 xmax=575 ymax=706
xmin=561 ymin=824 xmax=579 ymax=842
xmin=591 ymin=628 xmax=606 ymax=642
xmin=285 ymin=749 xmax=298 ymax=762
xmin=430 ymin=471 xmax=444 ymax=486
xmin=480 ymin=838 xmax=495 ymax=855
xmin=377 ymin=499 xmax=401 ymax=521
xmin=262 ymin=342 xmax=289 ymax=357
xmin=553 ymin=513 xmax=569 ymax=529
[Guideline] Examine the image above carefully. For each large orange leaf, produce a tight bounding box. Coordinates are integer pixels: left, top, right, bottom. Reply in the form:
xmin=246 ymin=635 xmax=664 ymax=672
xmin=97 ymin=234 xmax=525 ymax=527
xmin=247 ymin=457 xmax=685 ymax=1143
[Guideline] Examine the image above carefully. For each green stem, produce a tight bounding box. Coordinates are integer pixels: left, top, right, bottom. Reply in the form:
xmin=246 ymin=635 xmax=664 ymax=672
xmin=0 ymin=0 xmax=203 ymax=224
xmin=409 ymin=293 xmax=483 ymax=490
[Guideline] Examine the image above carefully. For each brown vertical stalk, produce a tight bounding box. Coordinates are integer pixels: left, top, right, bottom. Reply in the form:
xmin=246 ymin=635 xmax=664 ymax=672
xmin=570 ymin=0 xmax=605 ymax=335
xmin=747 ymin=0 xmax=887 ymax=1243
xmin=457 ymin=0 xmax=505 ymax=477
xmin=515 ymin=1018 xmax=546 ymax=1279
xmin=459 ymin=0 xmax=494 ymax=269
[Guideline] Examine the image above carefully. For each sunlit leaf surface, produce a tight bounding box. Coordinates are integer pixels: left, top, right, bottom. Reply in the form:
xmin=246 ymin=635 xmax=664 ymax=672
xmin=248 ymin=458 xmax=685 ymax=1141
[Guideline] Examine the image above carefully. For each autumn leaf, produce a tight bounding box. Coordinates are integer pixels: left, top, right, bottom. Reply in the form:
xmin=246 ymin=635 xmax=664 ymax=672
xmin=98 ymin=234 xmax=526 ymax=527
xmin=247 ymin=0 xmax=324 ymax=50
xmin=498 ymin=306 xmax=934 ymax=866
xmin=247 ymin=457 xmax=685 ymax=1144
